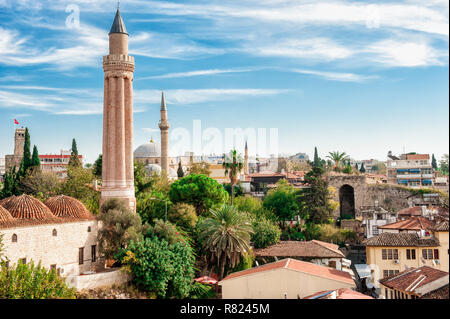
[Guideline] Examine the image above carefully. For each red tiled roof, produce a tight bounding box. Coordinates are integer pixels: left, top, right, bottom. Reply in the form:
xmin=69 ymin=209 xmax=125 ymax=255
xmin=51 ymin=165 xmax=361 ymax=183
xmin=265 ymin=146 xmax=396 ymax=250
xmin=254 ymin=240 xmax=345 ymax=259
xmin=406 ymin=154 xmax=430 ymax=160
xmin=303 ymin=288 xmax=373 ymax=299
xmin=397 ymin=206 xmax=423 ymax=216
xmin=39 ymin=155 xmax=82 ymax=159
xmin=429 ymin=219 xmax=449 ymax=232
xmin=0 ymin=205 xmax=14 ymax=223
xmin=363 ymin=233 xmax=439 ymax=247
xmin=2 ymin=194 xmax=59 ymax=221
xmin=380 ymin=266 xmax=448 ymax=296
xmin=220 ymin=258 xmax=354 ymax=285
xmin=378 ymin=217 xmax=435 ymax=231
xmin=420 ymin=285 xmax=449 ymax=299
xmin=249 ymin=172 xmax=285 ymax=178
xmin=45 ymin=195 xmax=94 ymax=220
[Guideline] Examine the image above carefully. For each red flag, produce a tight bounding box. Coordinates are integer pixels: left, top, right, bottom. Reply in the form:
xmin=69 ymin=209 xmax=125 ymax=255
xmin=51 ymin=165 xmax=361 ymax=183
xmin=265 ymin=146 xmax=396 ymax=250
xmin=14 ymin=119 xmax=19 ymax=125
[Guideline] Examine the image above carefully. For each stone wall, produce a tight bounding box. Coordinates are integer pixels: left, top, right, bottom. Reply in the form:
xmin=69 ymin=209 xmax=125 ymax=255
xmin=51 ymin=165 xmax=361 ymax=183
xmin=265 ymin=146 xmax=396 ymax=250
xmin=66 ymin=268 xmax=131 ymax=290
xmin=327 ymin=175 xmax=367 ymax=218
xmin=0 ymin=220 xmax=99 ymax=276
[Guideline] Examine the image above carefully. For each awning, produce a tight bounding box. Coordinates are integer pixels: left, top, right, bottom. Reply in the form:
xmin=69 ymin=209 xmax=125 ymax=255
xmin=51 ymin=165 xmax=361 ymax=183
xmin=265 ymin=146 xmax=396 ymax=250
xmin=422 ymin=180 xmax=433 ymax=184
xmin=409 ymin=179 xmax=420 ymax=182
xmin=408 ymin=169 xmax=421 ymax=173
xmin=397 ymin=180 xmax=408 ymax=184
xmin=397 ymin=169 xmax=408 ymax=172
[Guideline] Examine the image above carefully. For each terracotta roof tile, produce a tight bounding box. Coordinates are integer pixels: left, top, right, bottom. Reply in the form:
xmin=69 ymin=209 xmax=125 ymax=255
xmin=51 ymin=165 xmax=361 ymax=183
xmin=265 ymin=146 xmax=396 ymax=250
xmin=420 ymin=285 xmax=449 ymax=299
xmin=406 ymin=154 xmax=430 ymax=160
xmin=363 ymin=233 xmax=439 ymax=247
xmin=220 ymin=258 xmax=354 ymax=285
xmin=303 ymin=288 xmax=374 ymax=299
xmin=380 ymin=266 xmax=448 ymax=296
xmin=378 ymin=217 xmax=435 ymax=231
xmin=45 ymin=195 xmax=94 ymax=220
xmin=254 ymin=240 xmax=344 ymax=259
xmin=429 ymin=220 xmax=449 ymax=232
xmin=2 ymin=194 xmax=59 ymax=221
xmin=0 ymin=205 xmax=14 ymax=223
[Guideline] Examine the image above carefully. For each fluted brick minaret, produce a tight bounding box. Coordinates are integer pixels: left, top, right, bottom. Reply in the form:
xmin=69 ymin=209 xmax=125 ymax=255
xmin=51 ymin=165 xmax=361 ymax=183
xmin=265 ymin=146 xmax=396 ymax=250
xmin=101 ymin=8 xmax=136 ymax=212
xmin=159 ymin=91 xmax=170 ymax=174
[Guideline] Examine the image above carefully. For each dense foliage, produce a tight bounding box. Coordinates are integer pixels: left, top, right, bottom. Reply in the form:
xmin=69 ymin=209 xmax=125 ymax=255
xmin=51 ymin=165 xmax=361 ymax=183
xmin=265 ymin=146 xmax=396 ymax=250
xmin=0 ymin=261 xmax=76 ymax=299
xmin=98 ymin=198 xmax=146 ymax=260
xmin=168 ymin=202 xmax=198 ymax=231
xmin=263 ymin=179 xmax=299 ymax=227
xmin=136 ymin=190 xmax=171 ymax=224
xmin=118 ymin=236 xmax=195 ymax=298
xmin=169 ymin=174 xmax=228 ymax=215
xmin=251 ymin=216 xmax=281 ymax=249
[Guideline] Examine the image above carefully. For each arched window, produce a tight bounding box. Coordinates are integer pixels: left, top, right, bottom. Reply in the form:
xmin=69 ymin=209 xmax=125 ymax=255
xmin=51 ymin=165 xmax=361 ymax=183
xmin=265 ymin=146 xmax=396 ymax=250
xmin=12 ymin=234 xmax=17 ymax=243
xmin=87 ymin=226 xmax=91 ymax=232
xmin=52 ymin=229 xmax=57 ymax=237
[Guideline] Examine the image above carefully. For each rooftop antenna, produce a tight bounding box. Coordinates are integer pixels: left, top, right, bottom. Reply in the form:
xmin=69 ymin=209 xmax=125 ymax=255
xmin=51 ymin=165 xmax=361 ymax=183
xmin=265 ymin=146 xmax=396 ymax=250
xmin=117 ymin=1 xmax=120 ymax=9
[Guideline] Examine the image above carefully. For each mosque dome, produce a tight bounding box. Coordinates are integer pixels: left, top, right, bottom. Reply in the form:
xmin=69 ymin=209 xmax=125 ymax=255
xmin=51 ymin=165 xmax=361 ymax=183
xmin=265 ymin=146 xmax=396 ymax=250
xmin=0 ymin=205 xmax=14 ymax=223
xmin=134 ymin=138 xmax=161 ymax=158
xmin=1 ymin=194 xmax=58 ymax=221
xmin=145 ymin=163 xmax=162 ymax=175
xmin=45 ymin=195 xmax=93 ymax=219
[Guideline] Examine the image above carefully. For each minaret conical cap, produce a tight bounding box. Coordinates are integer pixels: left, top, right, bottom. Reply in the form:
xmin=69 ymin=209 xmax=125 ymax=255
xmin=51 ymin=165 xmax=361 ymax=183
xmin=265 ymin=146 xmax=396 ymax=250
xmin=109 ymin=9 xmax=128 ymax=35
xmin=161 ymin=91 xmax=167 ymax=111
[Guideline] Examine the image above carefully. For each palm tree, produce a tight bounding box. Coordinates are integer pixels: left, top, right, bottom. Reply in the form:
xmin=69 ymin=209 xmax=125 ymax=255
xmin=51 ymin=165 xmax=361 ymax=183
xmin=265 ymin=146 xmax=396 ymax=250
xmin=326 ymin=151 xmax=349 ymax=170
xmin=199 ymin=205 xmax=253 ymax=280
xmin=222 ymin=149 xmax=244 ymax=205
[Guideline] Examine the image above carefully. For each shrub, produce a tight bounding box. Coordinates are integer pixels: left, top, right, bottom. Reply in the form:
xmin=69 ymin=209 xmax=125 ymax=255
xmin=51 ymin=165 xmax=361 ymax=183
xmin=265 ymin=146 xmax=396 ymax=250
xmin=118 ymin=237 xmax=195 ymax=298
xmin=146 ymin=219 xmax=190 ymax=245
xmin=251 ymin=217 xmax=281 ymax=249
xmin=168 ymin=202 xmax=198 ymax=231
xmin=0 ymin=261 xmax=76 ymax=299
xmin=98 ymin=198 xmax=146 ymax=260
xmin=136 ymin=191 xmax=171 ymax=224
xmin=189 ymin=282 xmax=216 ymax=299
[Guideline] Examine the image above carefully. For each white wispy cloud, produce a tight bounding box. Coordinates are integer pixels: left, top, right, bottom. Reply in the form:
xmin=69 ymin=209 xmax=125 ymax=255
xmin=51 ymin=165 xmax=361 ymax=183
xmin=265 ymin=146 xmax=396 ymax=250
xmin=291 ymin=69 xmax=377 ymax=82
xmin=0 ymin=85 xmax=290 ymax=115
xmin=139 ymin=67 xmax=261 ymax=80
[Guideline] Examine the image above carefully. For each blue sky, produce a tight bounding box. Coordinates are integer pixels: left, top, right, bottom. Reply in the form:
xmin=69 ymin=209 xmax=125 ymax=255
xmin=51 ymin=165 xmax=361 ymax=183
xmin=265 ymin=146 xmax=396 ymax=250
xmin=0 ymin=0 xmax=448 ymax=164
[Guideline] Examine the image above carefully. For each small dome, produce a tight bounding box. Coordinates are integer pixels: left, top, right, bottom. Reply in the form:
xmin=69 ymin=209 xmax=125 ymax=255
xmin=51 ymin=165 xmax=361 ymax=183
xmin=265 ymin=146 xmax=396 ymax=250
xmin=0 ymin=205 xmax=14 ymax=223
xmin=45 ymin=195 xmax=93 ymax=219
xmin=134 ymin=139 xmax=161 ymax=158
xmin=145 ymin=163 xmax=162 ymax=175
xmin=1 ymin=194 xmax=57 ymax=221
xmin=0 ymin=196 xmax=15 ymax=207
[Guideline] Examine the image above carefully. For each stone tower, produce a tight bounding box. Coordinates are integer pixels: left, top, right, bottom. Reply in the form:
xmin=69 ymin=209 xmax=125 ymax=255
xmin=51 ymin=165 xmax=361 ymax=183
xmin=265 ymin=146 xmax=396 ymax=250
xmin=159 ymin=92 xmax=170 ymax=174
xmin=101 ymin=8 xmax=136 ymax=211
xmin=5 ymin=128 xmax=26 ymax=172
xmin=244 ymin=140 xmax=249 ymax=175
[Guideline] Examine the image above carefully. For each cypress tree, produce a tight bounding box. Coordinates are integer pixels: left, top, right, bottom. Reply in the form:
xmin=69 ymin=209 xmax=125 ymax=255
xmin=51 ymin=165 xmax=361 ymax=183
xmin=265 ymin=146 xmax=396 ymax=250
xmin=21 ymin=127 xmax=32 ymax=174
xmin=31 ymin=145 xmax=40 ymax=168
xmin=177 ymin=161 xmax=184 ymax=178
xmin=359 ymin=162 xmax=366 ymax=173
xmin=313 ymin=147 xmax=320 ymax=167
xmin=431 ymin=154 xmax=437 ymax=170
xmin=93 ymin=154 xmax=102 ymax=178
xmin=354 ymin=163 xmax=358 ymax=170
xmin=68 ymin=138 xmax=82 ymax=167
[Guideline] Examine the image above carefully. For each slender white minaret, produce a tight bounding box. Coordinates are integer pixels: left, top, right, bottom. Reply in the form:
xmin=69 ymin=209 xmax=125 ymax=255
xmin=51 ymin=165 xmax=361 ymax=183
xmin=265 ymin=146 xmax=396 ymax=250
xmin=159 ymin=91 xmax=170 ymax=174
xmin=244 ymin=140 xmax=249 ymax=175
xmin=101 ymin=8 xmax=136 ymax=212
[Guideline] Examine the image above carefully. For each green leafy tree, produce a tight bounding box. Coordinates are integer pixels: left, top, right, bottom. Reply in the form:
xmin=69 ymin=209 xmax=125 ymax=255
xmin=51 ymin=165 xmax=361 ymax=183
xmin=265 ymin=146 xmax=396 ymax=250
xmin=68 ymin=138 xmax=82 ymax=168
xmin=359 ymin=162 xmax=366 ymax=173
xmin=93 ymin=154 xmax=102 ymax=178
xmin=136 ymin=190 xmax=171 ymax=224
xmin=326 ymin=151 xmax=349 ymax=170
xmin=440 ymin=154 xmax=449 ymax=175
xmin=31 ymin=145 xmax=40 ymax=168
xmin=61 ymin=165 xmax=99 ymax=213
xmin=169 ymin=174 xmax=228 ymax=215
xmin=343 ymin=165 xmax=352 ymax=174
xmin=222 ymin=150 xmax=244 ymax=205
xmin=0 ymin=261 xmax=76 ymax=299
xmin=19 ymin=127 xmax=32 ymax=176
xmin=97 ymin=198 xmax=146 ymax=260
xmin=177 ymin=161 xmax=184 ymax=178
xmin=188 ymin=161 xmax=211 ymax=176
xmin=233 ymin=195 xmax=265 ymax=217
xmin=17 ymin=168 xmax=61 ymax=201
xmin=118 ymin=236 xmax=195 ymax=298
xmin=168 ymin=203 xmax=198 ymax=231
xmin=354 ymin=163 xmax=358 ymax=170
xmin=223 ymin=183 xmax=244 ymax=198
xmin=296 ymin=166 xmax=337 ymax=224
xmin=263 ymin=179 xmax=299 ymax=228
xmin=0 ymin=167 xmax=19 ymax=198
xmin=197 ymin=205 xmax=253 ymax=280
xmin=251 ymin=217 xmax=281 ymax=249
